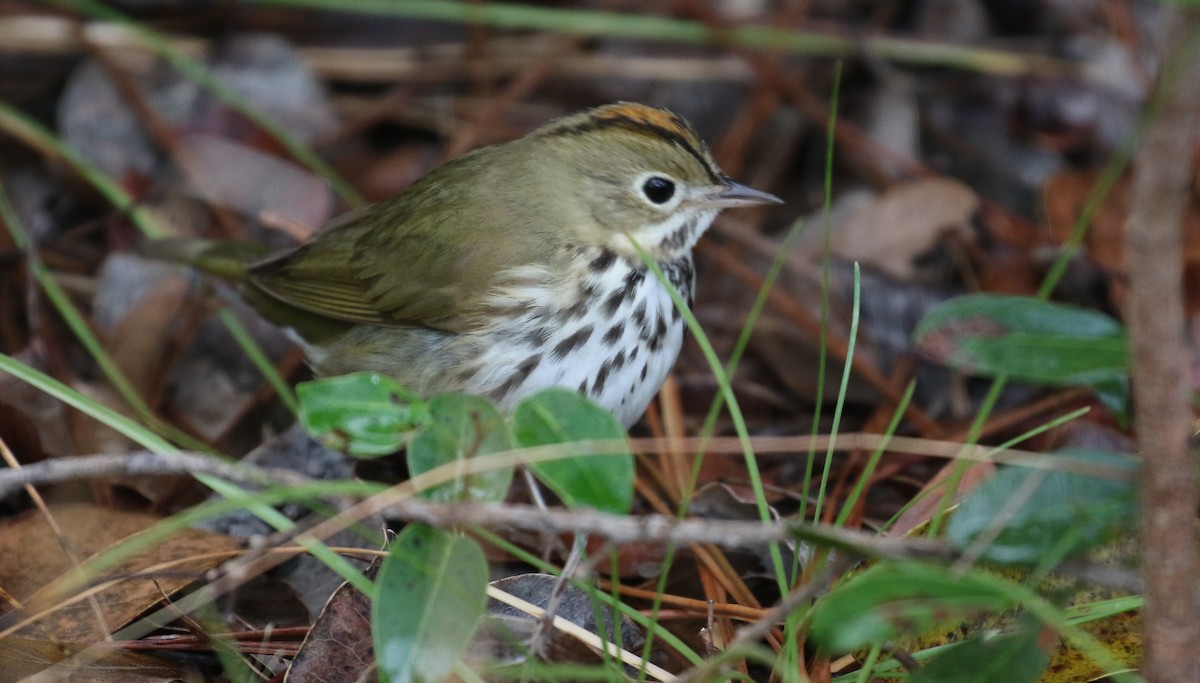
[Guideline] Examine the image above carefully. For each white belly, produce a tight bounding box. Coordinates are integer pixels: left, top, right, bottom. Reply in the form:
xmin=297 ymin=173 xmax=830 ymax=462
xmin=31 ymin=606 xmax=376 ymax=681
xmin=459 ymin=253 xmax=694 ymax=427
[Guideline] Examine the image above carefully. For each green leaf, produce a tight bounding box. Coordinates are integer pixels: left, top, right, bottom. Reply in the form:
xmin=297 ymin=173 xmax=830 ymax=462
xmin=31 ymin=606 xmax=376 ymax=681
xmin=297 ymin=372 xmax=428 ymax=457
xmin=512 ymin=388 xmax=633 ymax=514
xmin=913 ymin=294 xmax=1129 ymax=412
xmin=954 ymin=333 xmax=1128 ymax=385
xmin=915 ymin=294 xmax=1125 ymax=340
xmin=808 ymin=563 xmax=1018 ymax=653
xmin=408 ymin=393 xmax=514 ymax=502
xmin=908 ymin=621 xmax=1052 ymax=683
xmin=373 ymin=525 xmax=487 ymax=683
xmin=947 ymin=449 xmax=1138 ymax=564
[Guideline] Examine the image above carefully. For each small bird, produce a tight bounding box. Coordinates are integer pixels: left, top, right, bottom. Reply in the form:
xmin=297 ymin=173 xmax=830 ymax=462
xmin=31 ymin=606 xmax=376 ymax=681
xmin=150 ymin=103 xmax=780 ymax=427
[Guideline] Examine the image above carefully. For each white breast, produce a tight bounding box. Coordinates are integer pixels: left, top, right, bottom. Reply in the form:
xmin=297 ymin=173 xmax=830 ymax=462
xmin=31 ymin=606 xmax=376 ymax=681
xmin=458 ymin=250 xmax=694 ymax=427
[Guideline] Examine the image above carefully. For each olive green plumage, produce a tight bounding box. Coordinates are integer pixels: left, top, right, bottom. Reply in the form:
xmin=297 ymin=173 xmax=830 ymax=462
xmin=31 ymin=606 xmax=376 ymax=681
xmin=147 ymin=102 xmax=780 ymax=426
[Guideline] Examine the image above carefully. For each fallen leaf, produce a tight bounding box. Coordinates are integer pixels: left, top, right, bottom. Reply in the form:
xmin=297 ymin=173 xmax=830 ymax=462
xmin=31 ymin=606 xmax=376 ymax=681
xmin=178 ymin=133 xmax=332 ymax=239
xmin=286 ymin=556 xmax=378 ymax=683
xmin=833 ymin=178 xmax=980 ymax=281
xmin=0 ymin=500 xmax=241 ymax=641
xmin=0 ymin=637 xmax=200 ymax=682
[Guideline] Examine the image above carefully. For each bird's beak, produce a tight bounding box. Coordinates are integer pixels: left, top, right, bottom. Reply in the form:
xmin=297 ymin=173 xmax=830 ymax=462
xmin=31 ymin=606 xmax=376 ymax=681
xmin=703 ymin=180 xmax=784 ymax=208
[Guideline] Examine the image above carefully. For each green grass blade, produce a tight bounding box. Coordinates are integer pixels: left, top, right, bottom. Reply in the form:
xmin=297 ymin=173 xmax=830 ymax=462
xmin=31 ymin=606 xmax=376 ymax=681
xmin=0 ymin=98 xmax=167 ymax=237
xmin=0 ymin=178 xmax=215 ymax=453
xmin=218 ymin=309 xmax=299 ymax=414
xmin=833 ymin=380 xmax=917 ymax=528
xmin=0 ymin=352 xmax=177 ymax=453
xmin=247 ymin=0 xmax=1075 ymax=76
xmin=813 ymin=262 xmax=860 ymax=522
xmin=628 ymin=236 xmax=789 ymax=596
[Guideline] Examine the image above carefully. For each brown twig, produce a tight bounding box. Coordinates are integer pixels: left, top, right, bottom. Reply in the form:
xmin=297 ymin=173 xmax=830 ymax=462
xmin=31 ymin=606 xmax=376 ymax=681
xmin=1124 ymin=9 xmax=1200 ymax=681
xmin=0 ymin=450 xmax=310 ymax=498
xmin=0 ymin=433 xmax=1131 ymax=502
xmin=387 ymin=500 xmax=953 ymax=560
xmin=598 ymin=581 xmax=767 ymax=622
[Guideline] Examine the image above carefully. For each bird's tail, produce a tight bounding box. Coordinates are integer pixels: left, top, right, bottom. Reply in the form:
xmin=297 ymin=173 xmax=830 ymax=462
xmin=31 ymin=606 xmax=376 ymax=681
xmin=140 ymin=239 xmax=277 ymax=280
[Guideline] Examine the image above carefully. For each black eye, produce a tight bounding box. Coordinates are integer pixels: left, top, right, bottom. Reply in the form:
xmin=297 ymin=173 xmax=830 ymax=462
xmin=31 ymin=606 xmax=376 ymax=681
xmin=641 ymin=176 xmax=676 ymax=204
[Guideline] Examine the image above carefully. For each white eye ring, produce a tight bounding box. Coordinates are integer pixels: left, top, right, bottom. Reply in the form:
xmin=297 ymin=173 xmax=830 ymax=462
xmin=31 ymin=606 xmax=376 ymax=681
xmin=634 ymin=172 xmax=681 ymax=209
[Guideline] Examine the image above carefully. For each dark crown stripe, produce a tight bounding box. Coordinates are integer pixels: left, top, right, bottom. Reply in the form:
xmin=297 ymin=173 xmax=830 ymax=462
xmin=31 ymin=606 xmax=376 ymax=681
xmin=547 ymin=109 xmax=722 ymax=184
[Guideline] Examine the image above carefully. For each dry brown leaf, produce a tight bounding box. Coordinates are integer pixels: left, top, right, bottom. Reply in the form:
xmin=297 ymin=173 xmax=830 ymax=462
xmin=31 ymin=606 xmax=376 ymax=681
xmin=833 ymin=177 xmax=980 ymax=281
xmin=286 ymin=559 xmax=377 ymax=683
xmin=105 ymin=275 xmax=190 ymax=401
xmin=179 ymin=133 xmax=333 ymax=239
xmin=888 ymin=459 xmax=996 ymax=537
xmin=0 ymin=500 xmax=240 ymax=641
xmin=0 ymin=637 xmax=201 ymax=682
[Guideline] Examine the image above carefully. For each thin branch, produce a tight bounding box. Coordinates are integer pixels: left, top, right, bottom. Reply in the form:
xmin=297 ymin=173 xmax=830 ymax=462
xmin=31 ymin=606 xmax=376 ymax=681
xmin=1125 ymin=8 xmax=1200 ymax=682
xmin=0 ymin=451 xmax=309 ymax=498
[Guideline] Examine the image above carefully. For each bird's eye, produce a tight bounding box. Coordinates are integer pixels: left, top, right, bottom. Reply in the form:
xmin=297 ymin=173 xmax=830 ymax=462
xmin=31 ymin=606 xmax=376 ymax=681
xmin=641 ymin=176 xmax=676 ymax=204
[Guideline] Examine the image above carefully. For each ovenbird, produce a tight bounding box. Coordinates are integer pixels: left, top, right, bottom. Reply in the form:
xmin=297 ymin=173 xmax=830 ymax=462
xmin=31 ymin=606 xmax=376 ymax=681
xmin=150 ymin=103 xmax=780 ymax=427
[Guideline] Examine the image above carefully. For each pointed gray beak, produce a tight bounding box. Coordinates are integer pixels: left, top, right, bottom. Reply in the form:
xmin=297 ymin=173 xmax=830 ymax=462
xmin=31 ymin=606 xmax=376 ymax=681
xmin=704 ymin=180 xmax=784 ymax=208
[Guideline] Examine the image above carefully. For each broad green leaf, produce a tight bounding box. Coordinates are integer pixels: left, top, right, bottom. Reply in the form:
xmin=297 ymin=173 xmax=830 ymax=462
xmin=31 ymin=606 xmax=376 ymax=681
xmin=908 ymin=621 xmax=1052 ymax=683
xmin=512 ymin=388 xmax=633 ymax=514
xmin=408 ymin=393 xmax=514 ymax=502
xmin=954 ymin=334 xmax=1127 ymax=386
xmin=297 ymin=372 xmax=428 ymax=457
xmin=947 ymin=449 xmax=1138 ymax=564
xmin=809 ymin=563 xmax=1018 ymax=653
xmin=915 ymin=294 xmax=1124 ymax=340
xmin=913 ymin=294 xmax=1129 ymax=413
xmin=373 ymin=525 xmax=487 ymax=683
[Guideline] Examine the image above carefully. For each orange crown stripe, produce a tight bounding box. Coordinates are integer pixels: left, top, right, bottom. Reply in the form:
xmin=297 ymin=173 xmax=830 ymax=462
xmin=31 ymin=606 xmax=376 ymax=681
xmin=539 ymin=103 xmax=721 ymax=183
xmin=593 ymin=103 xmax=692 ymax=138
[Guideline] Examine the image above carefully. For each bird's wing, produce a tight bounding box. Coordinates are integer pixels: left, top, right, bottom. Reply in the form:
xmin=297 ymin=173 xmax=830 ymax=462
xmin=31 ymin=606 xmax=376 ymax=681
xmin=246 ymin=153 xmax=557 ymax=332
